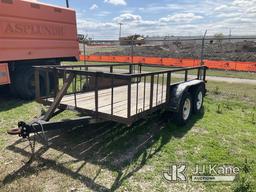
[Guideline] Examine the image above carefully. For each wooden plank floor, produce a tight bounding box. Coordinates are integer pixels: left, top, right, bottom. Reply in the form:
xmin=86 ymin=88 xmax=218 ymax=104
xmin=49 ymin=82 xmax=167 ymax=118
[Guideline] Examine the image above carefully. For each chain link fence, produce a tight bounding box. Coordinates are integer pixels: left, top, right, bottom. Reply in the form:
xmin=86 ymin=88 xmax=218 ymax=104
xmin=79 ymin=36 xmax=256 ymax=72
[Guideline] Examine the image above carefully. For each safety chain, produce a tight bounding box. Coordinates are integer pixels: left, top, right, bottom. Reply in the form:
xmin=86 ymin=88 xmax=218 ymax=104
xmin=27 ymin=134 xmax=36 ymax=161
xmin=22 ymin=121 xmax=49 ymax=161
xmin=31 ymin=122 xmax=49 ymax=146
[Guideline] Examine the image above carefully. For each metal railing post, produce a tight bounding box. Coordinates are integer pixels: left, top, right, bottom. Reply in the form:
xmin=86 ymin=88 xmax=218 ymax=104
xmin=149 ymin=75 xmax=154 ymax=109
xmin=185 ymin=70 xmax=188 ymax=81
xmin=127 ymin=77 xmax=131 ymax=118
xmin=35 ymin=68 xmax=40 ymax=100
xmin=166 ymin=72 xmax=171 ymax=104
xmin=53 ymin=67 xmax=59 ymax=97
xmin=43 ymin=73 xmax=75 ymax=121
xmin=95 ymin=74 xmax=99 ymax=113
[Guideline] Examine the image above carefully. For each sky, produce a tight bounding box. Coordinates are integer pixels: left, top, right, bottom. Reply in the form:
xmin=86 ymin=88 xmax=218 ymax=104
xmin=38 ymin=0 xmax=256 ymax=39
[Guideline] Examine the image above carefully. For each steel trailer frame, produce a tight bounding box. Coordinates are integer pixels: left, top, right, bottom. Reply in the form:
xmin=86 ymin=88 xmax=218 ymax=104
xmin=8 ymin=63 xmax=207 ymax=138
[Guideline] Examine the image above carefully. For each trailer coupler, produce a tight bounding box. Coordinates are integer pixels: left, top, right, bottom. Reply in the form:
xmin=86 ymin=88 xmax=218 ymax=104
xmin=7 ymin=122 xmax=31 ymax=138
xmin=7 ymin=117 xmax=92 ymax=138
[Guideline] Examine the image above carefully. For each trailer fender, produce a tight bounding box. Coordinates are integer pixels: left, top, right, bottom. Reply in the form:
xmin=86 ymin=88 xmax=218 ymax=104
xmin=168 ymin=80 xmax=206 ymax=112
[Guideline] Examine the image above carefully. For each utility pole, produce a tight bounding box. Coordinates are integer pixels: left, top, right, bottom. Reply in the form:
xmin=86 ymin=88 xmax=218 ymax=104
xmin=229 ymin=29 xmax=232 ymax=42
xmin=119 ymin=23 xmax=123 ymax=39
xmin=66 ymin=0 xmax=69 ymax=8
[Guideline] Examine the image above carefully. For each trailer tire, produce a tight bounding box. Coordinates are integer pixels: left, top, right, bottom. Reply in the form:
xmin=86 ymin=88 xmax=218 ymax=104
xmin=173 ymin=92 xmax=192 ymax=125
xmin=192 ymin=85 xmax=204 ymax=114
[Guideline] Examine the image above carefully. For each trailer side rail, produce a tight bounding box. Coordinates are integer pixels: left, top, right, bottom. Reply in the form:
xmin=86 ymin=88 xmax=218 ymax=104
xmin=35 ymin=63 xmax=207 ymax=125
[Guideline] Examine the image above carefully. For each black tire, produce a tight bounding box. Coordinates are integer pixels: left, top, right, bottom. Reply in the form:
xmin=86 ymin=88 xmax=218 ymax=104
xmin=9 ymin=68 xmax=21 ymax=96
xmin=14 ymin=67 xmax=28 ymax=98
xmin=18 ymin=67 xmax=37 ymax=100
xmin=11 ymin=67 xmax=50 ymax=100
xmin=192 ymin=85 xmax=205 ymax=114
xmin=173 ymin=92 xmax=193 ymax=125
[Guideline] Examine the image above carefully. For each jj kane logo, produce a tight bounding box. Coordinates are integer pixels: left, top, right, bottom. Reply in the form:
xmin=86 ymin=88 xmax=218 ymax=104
xmin=163 ymin=164 xmax=187 ymax=182
xmin=163 ymin=163 xmax=240 ymax=182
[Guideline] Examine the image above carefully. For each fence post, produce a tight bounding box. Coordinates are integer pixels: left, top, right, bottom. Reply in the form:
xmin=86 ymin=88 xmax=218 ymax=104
xmin=200 ymin=30 xmax=207 ymax=66
xmin=83 ymin=40 xmax=86 ymax=65
xmin=131 ymin=38 xmax=135 ymax=65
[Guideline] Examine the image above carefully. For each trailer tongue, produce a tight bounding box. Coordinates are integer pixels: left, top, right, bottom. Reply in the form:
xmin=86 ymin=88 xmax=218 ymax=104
xmin=7 ymin=117 xmax=91 ymax=138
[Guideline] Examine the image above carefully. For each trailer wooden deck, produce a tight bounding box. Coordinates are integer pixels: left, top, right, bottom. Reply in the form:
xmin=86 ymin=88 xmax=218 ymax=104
xmin=48 ymin=82 xmax=167 ymax=118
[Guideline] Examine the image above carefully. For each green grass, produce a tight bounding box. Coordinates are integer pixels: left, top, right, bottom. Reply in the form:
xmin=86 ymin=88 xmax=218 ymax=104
xmin=0 ymin=81 xmax=255 ymax=191
xmin=206 ymin=70 xmax=256 ymax=80
xmin=207 ymin=81 xmax=256 ymax=104
xmin=81 ymin=46 xmax=126 ymax=55
xmin=0 ymin=100 xmax=40 ymax=134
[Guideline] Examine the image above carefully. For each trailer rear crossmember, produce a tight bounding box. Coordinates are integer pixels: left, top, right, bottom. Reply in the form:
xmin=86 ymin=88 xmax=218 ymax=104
xmin=8 ymin=63 xmax=207 ymax=138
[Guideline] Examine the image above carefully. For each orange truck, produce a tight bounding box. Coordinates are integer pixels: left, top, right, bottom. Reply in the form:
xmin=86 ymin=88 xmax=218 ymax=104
xmin=0 ymin=0 xmax=79 ymax=99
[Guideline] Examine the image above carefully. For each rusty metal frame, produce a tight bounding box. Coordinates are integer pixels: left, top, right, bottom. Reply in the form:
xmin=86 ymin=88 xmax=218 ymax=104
xmin=35 ymin=64 xmax=207 ymax=126
xmin=43 ymin=73 xmax=75 ymax=121
xmin=8 ymin=64 xmax=207 ymax=138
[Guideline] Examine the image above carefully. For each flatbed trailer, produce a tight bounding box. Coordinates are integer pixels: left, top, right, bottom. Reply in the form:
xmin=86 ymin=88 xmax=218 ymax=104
xmin=8 ymin=64 xmax=207 ymax=139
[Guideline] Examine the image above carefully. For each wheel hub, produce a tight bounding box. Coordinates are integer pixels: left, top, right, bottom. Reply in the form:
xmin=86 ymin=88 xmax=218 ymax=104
xmin=183 ymin=98 xmax=191 ymax=120
xmin=196 ymin=91 xmax=203 ymax=110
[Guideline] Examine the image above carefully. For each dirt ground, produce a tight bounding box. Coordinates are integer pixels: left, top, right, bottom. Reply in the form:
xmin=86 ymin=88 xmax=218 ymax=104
xmin=0 ymin=113 xmax=184 ymax=192
xmin=93 ymin=40 xmax=256 ymax=62
xmin=0 ymin=75 xmax=255 ymax=192
xmin=1 ymin=91 xmax=255 ymax=191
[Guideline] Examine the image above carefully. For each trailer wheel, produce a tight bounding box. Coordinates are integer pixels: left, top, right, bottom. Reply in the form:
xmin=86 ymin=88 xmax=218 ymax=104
xmin=173 ymin=92 xmax=192 ymax=125
xmin=192 ymin=85 xmax=204 ymax=114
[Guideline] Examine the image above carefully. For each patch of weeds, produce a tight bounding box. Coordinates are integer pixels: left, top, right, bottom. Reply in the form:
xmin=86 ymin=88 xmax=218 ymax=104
xmin=251 ymin=113 xmax=256 ymax=125
xmin=213 ymin=86 xmax=221 ymax=95
xmin=0 ymin=138 xmax=5 ymax=149
xmin=243 ymin=92 xmax=248 ymax=98
xmin=40 ymin=105 xmax=47 ymax=116
xmin=233 ymin=175 xmax=254 ymax=192
xmin=216 ymin=104 xmax=223 ymax=114
xmin=233 ymin=159 xmax=255 ymax=192
xmin=224 ymin=103 xmax=233 ymax=111
xmin=243 ymin=111 xmax=256 ymax=125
